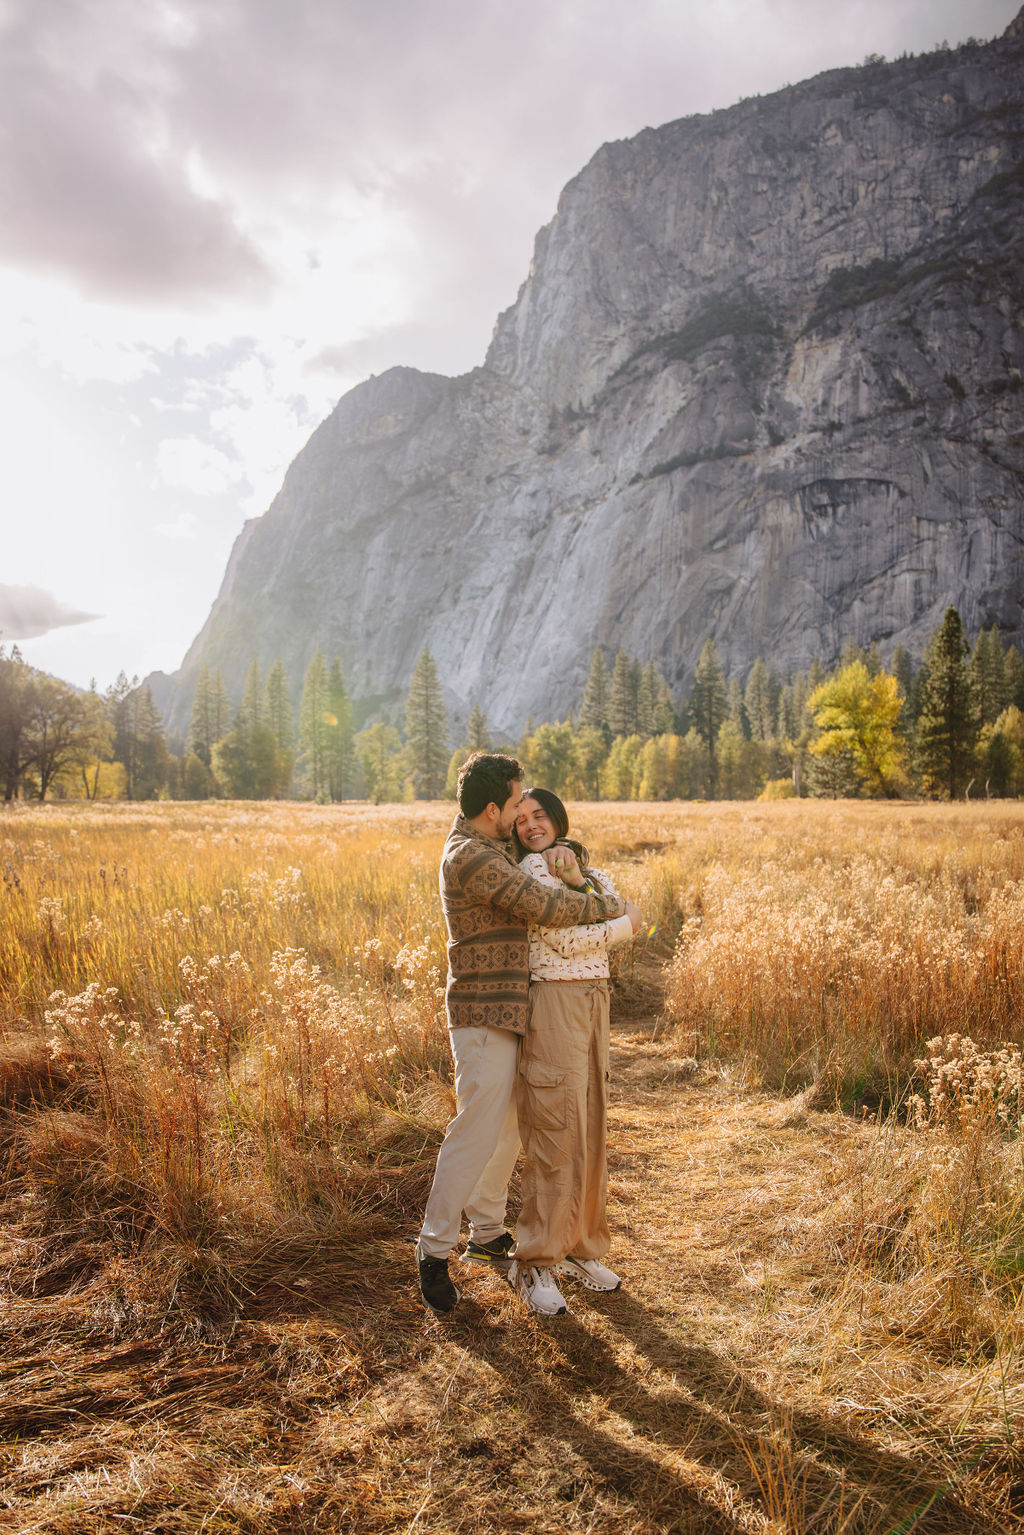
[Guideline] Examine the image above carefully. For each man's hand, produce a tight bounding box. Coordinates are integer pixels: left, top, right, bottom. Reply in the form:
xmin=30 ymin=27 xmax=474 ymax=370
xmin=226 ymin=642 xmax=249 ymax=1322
xmin=624 ymin=899 xmax=644 ymax=933
xmin=543 ymin=845 xmax=586 ymax=888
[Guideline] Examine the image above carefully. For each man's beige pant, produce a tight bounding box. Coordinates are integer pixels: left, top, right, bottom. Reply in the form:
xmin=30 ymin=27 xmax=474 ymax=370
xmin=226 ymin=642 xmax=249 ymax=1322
xmin=418 ymin=1025 xmax=521 ymax=1259
xmin=513 ymin=979 xmax=611 ymax=1268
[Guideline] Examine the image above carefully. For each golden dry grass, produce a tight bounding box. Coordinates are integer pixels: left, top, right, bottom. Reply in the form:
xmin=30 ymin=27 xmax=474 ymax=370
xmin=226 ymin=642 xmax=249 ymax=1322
xmin=657 ymin=799 xmax=1024 ymax=1094
xmin=1 ymin=797 xmax=1023 ymax=1532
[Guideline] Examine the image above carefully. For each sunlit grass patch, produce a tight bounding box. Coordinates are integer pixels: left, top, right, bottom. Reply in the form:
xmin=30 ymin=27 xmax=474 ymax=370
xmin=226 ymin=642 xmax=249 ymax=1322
xmin=2 ymin=797 xmax=1024 ymax=1532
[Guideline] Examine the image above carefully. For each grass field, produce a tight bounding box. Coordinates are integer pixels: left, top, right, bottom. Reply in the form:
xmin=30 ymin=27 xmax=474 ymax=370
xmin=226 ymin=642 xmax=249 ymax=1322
xmin=2 ymin=798 xmax=1023 ymax=1532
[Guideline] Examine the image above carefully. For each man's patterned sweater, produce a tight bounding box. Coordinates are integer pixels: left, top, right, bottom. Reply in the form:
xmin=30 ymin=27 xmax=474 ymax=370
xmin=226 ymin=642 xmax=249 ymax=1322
xmin=439 ymin=816 xmax=625 ymax=1034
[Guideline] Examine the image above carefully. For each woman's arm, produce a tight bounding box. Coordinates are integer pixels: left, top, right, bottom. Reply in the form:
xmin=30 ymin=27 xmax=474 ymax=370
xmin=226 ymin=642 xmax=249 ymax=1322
xmin=521 ymin=855 xmax=634 ymax=958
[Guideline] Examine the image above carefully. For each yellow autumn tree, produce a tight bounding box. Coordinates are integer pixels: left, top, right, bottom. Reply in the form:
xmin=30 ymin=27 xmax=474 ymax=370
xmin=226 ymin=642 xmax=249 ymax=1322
xmin=808 ymin=660 xmax=907 ymax=797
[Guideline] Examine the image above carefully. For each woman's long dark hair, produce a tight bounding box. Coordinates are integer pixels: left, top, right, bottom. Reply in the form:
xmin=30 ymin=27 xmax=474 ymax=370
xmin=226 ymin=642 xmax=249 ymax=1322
xmin=512 ymin=786 xmax=591 ymax=878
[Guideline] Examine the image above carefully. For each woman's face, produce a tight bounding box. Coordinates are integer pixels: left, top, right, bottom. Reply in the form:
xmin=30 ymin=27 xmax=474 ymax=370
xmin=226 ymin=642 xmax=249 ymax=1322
xmin=516 ymin=796 xmax=558 ymax=853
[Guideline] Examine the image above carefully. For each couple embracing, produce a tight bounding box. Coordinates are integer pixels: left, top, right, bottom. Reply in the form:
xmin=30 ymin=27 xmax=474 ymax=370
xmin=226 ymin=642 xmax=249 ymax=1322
xmin=416 ymin=752 xmax=644 ymax=1317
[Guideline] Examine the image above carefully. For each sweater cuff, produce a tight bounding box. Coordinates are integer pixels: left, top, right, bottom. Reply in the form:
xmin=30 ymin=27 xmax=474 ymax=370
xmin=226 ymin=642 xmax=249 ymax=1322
xmin=606 ymin=913 xmax=635 ymax=949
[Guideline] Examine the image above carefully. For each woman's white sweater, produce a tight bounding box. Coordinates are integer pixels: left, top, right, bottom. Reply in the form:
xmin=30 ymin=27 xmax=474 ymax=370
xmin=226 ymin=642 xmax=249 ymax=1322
xmin=519 ymin=852 xmax=634 ymax=981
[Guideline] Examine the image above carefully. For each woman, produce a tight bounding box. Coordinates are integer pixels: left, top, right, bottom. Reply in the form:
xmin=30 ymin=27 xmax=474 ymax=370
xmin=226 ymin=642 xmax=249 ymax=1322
xmin=508 ymin=788 xmax=642 ymax=1316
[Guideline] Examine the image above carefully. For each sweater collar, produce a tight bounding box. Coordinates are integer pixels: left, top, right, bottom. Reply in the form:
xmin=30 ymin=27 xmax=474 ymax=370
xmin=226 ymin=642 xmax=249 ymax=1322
xmin=452 ymin=814 xmax=518 ymax=863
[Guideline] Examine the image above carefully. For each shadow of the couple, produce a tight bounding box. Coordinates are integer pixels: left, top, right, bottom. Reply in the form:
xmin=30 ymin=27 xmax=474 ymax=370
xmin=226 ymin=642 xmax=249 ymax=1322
xmin=443 ymin=1277 xmax=982 ymax=1535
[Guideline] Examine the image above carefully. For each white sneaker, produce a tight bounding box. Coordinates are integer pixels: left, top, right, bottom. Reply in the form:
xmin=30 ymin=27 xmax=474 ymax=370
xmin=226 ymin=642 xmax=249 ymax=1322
xmin=556 ymin=1255 xmax=621 ymax=1292
xmin=509 ymin=1260 xmax=568 ymax=1315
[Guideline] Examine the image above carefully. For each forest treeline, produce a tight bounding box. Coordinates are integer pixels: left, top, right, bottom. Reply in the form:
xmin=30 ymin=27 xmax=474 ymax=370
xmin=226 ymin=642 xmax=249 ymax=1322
xmin=2 ymin=607 xmax=1023 ymax=804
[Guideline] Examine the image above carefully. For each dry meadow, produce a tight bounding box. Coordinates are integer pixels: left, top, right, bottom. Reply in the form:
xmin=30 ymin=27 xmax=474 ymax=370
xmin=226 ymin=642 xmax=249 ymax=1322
xmin=1 ymin=798 xmax=1023 ymax=1532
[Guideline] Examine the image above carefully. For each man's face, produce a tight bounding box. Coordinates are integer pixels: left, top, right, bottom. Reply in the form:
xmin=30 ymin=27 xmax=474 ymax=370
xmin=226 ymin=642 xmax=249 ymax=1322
xmin=494 ymin=779 xmax=524 ymax=838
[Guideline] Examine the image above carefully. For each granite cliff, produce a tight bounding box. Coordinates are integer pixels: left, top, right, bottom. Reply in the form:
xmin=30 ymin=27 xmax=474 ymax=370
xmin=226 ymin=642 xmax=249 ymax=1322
xmin=154 ymin=16 xmax=1024 ymax=740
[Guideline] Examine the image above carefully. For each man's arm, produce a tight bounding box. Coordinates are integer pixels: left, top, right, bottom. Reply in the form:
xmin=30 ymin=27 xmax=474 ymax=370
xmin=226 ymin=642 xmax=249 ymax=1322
xmin=451 ymin=842 xmax=624 ymax=927
xmin=520 ymin=853 xmax=634 ymax=957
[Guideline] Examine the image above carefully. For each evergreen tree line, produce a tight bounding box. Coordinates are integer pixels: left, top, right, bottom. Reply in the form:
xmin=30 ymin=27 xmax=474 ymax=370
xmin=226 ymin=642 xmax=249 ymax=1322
xmin=0 ymin=644 xmax=450 ymax=805
xmin=518 ymin=610 xmax=1024 ymax=802
xmin=186 ymin=646 xmax=456 ymax=803
xmin=3 ymin=608 xmax=1023 ymax=802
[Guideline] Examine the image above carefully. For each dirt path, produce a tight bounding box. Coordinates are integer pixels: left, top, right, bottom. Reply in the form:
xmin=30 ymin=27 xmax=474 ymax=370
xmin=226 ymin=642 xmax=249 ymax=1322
xmin=0 ymin=1022 xmax=1017 ymax=1533
xmin=383 ymin=1029 xmax=992 ymax=1534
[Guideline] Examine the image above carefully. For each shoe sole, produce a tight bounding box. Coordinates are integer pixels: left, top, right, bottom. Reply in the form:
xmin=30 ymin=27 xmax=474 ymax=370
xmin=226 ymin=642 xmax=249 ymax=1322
xmin=557 ymin=1265 xmax=621 ymax=1293
xmin=421 ymin=1285 xmax=462 ymax=1316
xmin=517 ymin=1289 xmax=567 ymax=1315
xmin=459 ymin=1252 xmax=515 ymax=1271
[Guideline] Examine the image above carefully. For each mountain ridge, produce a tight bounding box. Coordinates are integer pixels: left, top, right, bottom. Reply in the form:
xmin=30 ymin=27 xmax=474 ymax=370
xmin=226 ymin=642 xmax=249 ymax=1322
xmin=151 ymin=17 xmax=1024 ymax=739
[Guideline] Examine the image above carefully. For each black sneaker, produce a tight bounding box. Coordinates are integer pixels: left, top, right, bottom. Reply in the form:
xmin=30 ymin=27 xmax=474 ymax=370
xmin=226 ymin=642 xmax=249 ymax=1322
xmin=416 ymin=1241 xmax=461 ymax=1314
xmin=460 ymin=1231 xmax=516 ymax=1265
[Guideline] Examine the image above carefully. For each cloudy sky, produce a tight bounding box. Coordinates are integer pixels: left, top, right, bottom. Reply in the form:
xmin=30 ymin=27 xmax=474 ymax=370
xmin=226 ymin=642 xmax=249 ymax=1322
xmin=2 ymin=0 xmax=1017 ymax=692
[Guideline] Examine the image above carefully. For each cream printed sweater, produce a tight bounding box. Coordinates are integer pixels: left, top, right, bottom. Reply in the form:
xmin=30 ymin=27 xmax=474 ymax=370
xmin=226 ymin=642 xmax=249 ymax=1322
xmin=519 ymin=853 xmax=634 ymax=981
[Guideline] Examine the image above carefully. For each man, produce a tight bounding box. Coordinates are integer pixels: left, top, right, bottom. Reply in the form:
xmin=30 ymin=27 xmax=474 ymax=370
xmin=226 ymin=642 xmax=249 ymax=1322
xmin=416 ymin=751 xmax=633 ymax=1314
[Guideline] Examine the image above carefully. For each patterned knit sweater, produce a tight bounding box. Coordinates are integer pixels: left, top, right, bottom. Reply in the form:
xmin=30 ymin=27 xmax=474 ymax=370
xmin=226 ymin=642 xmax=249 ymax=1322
xmin=519 ymin=853 xmax=634 ymax=981
xmin=440 ymin=816 xmax=625 ymax=1034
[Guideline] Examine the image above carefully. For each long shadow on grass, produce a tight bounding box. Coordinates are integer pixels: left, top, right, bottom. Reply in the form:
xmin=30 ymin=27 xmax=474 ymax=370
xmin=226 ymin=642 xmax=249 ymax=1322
xmin=450 ymin=1283 xmax=985 ymax=1535
xmin=448 ymin=1298 xmax=740 ymax=1534
xmin=598 ymin=1289 xmax=989 ymax=1534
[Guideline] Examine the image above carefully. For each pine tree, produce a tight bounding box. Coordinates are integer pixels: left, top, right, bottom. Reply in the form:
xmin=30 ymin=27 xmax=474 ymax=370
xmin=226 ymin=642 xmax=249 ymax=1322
xmin=356 ymin=723 xmax=404 ymax=804
xmin=805 ymin=741 xmax=860 ymax=798
xmin=108 ymin=676 xmax=168 ymax=800
xmin=188 ymin=664 xmax=216 ymax=766
xmin=465 ymin=702 xmax=490 ymax=752
xmin=577 ymin=647 xmax=610 ymax=739
xmin=213 ymin=721 xmax=287 ymax=799
xmin=890 ymin=645 xmax=916 ymax=732
xmin=404 ymin=648 xmax=448 ymax=798
xmin=263 ymin=658 xmax=294 ymax=755
xmin=690 ymin=640 xmax=728 ymax=795
xmin=237 ymin=657 xmax=263 ymax=736
xmin=608 ymin=650 xmax=637 ymax=738
xmin=517 ymin=716 xmax=536 ymax=770
xmin=727 ymin=678 xmax=746 ymax=733
xmin=636 ymin=661 xmax=659 ymax=740
xmin=298 ymin=649 xmax=331 ymax=799
xmin=970 ymin=627 xmax=1008 ymax=728
xmin=630 ymin=657 xmax=643 ymax=726
xmin=211 ymin=656 xmax=290 ymax=799
xmin=1005 ymin=645 xmax=1024 ymax=711
xmin=840 ymin=639 xmax=881 ymax=676
xmin=573 ymin=726 xmax=607 ymax=800
xmin=652 ymin=675 xmax=677 ymax=735
xmin=326 ymin=656 xmax=354 ymax=801
xmin=744 ymin=657 xmax=776 ymax=742
xmin=525 ymin=720 xmax=576 ymax=797
xmin=791 ymin=671 xmax=812 ymax=736
xmin=916 ymin=607 xmax=977 ymax=799
xmin=210 ymin=669 xmax=232 ymax=742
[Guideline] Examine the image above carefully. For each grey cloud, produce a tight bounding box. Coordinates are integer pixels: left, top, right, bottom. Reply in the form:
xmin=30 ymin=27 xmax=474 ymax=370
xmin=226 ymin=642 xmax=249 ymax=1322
xmin=0 ymin=2 xmax=272 ymax=304
xmin=0 ymin=0 xmax=1015 ymax=327
xmin=0 ymin=585 xmax=101 ymax=641
xmin=170 ymin=0 xmax=1018 ymax=369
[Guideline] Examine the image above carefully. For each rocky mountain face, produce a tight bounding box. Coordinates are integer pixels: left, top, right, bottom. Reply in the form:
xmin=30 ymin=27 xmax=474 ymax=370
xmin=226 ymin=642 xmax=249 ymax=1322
xmin=153 ymin=17 xmax=1024 ymax=741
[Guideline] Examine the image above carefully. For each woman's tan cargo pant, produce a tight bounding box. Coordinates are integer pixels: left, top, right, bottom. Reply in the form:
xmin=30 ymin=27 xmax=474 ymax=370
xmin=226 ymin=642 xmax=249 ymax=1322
xmin=513 ymin=978 xmax=611 ymax=1268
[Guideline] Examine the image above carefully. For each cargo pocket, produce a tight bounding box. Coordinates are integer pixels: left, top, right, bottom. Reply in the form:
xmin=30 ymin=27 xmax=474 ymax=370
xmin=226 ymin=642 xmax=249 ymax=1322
xmin=520 ymin=1059 xmax=568 ymax=1129
xmin=518 ymin=1058 xmax=569 ymax=1184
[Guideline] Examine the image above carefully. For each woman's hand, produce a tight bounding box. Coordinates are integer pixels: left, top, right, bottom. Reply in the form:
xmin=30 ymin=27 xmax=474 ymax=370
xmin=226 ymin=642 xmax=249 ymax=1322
xmin=543 ymin=845 xmax=586 ymax=888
